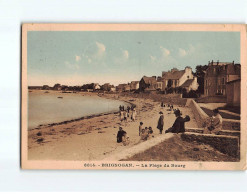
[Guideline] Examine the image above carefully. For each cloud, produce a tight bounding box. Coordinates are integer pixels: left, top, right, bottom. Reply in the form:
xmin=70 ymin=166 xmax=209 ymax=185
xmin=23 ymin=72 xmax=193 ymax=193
xmin=122 ymin=50 xmax=129 ymax=59
xmin=75 ymin=55 xmax=81 ymax=62
xmin=65 ymin=61 xmax=80 ymax=70
xmin=150 ymin=55 xmax=156 ymax=61
xmin=178 ymin=45 xmax=196 ymax=57
xmin=160 ymin=46 xmax=170 ymax=57
xmin=95 ymin=41 xmax=106 ymax=57
xmin=178 ymin=48 xmax=187 ymax=57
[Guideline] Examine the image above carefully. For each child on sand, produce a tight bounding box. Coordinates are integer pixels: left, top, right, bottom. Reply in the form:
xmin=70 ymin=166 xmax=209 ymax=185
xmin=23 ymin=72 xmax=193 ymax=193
xmin=117 ymin=127 xmax=126 ymax=143
xmin=157 ymin=111 xmax=164 ymax=134
xmin=140 ymin=127 xmax=149 ymax=141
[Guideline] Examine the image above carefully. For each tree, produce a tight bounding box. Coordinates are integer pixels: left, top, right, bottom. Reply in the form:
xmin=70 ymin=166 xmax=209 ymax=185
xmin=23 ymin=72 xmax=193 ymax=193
xmin=195 ymin=65 xmax=208 ymax=94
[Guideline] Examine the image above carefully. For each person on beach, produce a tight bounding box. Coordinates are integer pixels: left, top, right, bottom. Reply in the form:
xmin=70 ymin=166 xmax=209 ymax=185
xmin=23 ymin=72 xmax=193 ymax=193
xmin=139 ymin=122 xmax=143 ymax=136
xmin=148 ymin=126 xmax=153 ymax=134
xmin=124 ymin=110 xmax=128 ymax=123
xmin=140 ymin=127 xmax=149 ymax=141
xmin=131 ymin=108 xmax=137 ymax=121
xmin=204 ymin=108 xmax=223 ymax=134
xmin=120 ymin=110 xmax=124 ymax=122
xmin=157 ymin=111 xmax=164 ymax=134
xmin=117 ymin=127 xmax=127 ymax=143
xmin=127 ymin=106 xmax=130 ymax=113
xmin=165 ymin=109 xmax=190 ymax=134
xmin=119 ymin=105 xmax=122 ymax=111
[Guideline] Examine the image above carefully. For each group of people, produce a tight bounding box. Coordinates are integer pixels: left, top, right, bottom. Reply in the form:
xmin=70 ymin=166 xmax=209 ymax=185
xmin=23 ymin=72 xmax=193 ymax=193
xmin=116 ymin=102 xmax=223 ymax=145
xmin=116 ymin=127 xmax=129 ymax=146
xmin=161 ymin=102 xmax=174 ymax=110
xmin=116 ymin=122 xmax=154 ymax=145
xmin=139 ymin=122 xmax=154 ymax=141
xmin=119 ymin=105 xmax=137 ymax=123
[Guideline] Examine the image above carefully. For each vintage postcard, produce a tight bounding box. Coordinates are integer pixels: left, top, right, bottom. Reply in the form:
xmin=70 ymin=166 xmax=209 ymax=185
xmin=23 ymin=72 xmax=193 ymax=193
xmin=21 ymin=24 xmax=247 ymax=170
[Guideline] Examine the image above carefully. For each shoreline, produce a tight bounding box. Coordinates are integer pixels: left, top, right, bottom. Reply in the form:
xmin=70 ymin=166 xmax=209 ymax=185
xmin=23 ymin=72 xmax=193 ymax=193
xmin=27 ymin=91 xmax=199 ymax=161
xmin=28 ymin=90 xmax=135 ymax=131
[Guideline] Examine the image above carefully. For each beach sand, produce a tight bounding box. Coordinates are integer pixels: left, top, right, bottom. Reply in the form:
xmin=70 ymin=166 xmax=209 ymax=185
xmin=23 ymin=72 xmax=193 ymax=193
xmin=28 ymin=92 xmax=199 ymax=161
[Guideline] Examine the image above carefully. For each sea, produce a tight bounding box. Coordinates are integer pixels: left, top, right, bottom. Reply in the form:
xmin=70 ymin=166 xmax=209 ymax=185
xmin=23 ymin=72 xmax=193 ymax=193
xmin=28 ymin=91 xmax=130 ymax=130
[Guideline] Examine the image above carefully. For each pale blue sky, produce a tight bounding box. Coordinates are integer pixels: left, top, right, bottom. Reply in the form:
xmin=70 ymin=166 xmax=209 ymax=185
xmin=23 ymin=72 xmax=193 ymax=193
xmin=27 ymin=31 xmax=240 ymax=86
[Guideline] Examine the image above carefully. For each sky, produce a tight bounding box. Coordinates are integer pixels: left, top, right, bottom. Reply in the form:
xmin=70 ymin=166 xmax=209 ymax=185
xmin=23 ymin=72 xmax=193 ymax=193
xmin=27 ymin=31 xmax=240 ymax=86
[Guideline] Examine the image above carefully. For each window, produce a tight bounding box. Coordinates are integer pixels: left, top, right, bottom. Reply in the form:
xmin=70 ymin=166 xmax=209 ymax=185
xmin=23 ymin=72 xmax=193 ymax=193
xmin=222 ymin=78 xmax=225 ymax=85
xmin=187 ymin=76 xmax=189 ymax=79
xmin=218 ymin=78 xmax=221 ymax=85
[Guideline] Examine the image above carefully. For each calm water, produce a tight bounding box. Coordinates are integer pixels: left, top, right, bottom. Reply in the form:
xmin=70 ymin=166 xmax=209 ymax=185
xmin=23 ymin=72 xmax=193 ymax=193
xmin=28 ymin=92 xmax=130 ymax=129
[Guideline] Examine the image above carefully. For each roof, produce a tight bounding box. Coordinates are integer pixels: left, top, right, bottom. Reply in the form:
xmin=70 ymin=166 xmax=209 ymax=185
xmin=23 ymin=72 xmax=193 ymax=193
xmin=130 ymin=81 xmax=139 ymax=84
xmin=226 ymin=79 xmax=241 ymax=84
xmin=117 ymin=84 xmax=127 ymax=87
xmin=180 ymin=79 xmax=194 ymax=87
xmin=142 ymin=76 xmax=157 ymax=84
xmin=210 ymin=62 xmax=232 ymax=66
xmin=226 ymin=64 xmax=241 ymax=75
xmin=162 ymin=70 xmax=185 ymax=80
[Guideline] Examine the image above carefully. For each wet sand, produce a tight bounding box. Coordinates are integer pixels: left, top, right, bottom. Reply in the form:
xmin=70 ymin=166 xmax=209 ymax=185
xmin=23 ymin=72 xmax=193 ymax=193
xmin=28 ymin=92 xmax=199 ymax=160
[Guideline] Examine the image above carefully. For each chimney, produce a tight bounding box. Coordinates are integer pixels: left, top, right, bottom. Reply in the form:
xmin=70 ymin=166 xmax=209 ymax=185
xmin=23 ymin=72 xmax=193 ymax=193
xmin=217 ymin=60 xmax=219 ymax=65
xmin=211 ymin=60 xmax=213 ymax=65
xmin=233 ymin=60 xmax=234 ymax=65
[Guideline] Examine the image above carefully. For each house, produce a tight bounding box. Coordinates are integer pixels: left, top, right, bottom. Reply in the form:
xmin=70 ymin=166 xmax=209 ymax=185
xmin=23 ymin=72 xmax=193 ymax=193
xmin=130 ymin=81 xmax=139 ymax=91
xmin=180 ymin=77 xmax=199 ymax=92
xmin=102 ymin=83 xmax=111 ymax=91
xmin=226 ymin=79 xmax=240 ymax=107
xmin=156 ymin=77 xmax=163 ymax=90
xmin=42 ymin=85 xmax=50 ymax=90
xmin=116 ymin=84 xmax=126 ymax=92
xmin=93 ymin=83 xmax=100 ymax=90
xmin=124 ymin=84 xmax=130 ymax=92
xmin=110 ymin=87 xmax=116 ymax=92
xmin=161 ymin=67 xmax=196 ymax=91
xmin=53 ymin=83 xmax=61 ymax=90
xmin=116 ymin=84 xmax=130 ymax=92
xmin=28 ymin=86 xmax=42 ymax=90
xmin=204 ymin=60 xmax=240 ymax=96
xmin=139 ymin=76 xmax=157 ymax=91
xmin=61 ymin=85 xmax=69 ymax=91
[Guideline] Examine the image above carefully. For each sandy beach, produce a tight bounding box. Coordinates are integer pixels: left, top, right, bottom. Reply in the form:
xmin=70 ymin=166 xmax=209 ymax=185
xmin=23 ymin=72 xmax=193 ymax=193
xmin=28 ymin=91 xmax=199 ymax=160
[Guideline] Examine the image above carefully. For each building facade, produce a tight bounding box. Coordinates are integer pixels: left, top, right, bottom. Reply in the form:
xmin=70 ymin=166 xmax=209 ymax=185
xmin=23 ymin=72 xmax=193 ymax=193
xmin=161 ymin=67 xmax=198 ymax=91
xmin=204 ymin=61 xmax=240 ymax=97
xmin=130 ymin=81 xmax=139 ymax=91
xmin=139 ymin=76 xmax=157 ymax=91
xmin=226 ymin=79 xmax=240 ymax=107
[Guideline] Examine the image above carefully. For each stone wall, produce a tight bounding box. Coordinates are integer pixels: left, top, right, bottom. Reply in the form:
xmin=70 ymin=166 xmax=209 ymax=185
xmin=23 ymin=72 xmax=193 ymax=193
xmin=196 ymin=96 xmax=227 ymax=103
xmin=186 ymin=99 xmax=208 ymax=127
xmin=181 ymin=133 xmax=240 ymax=158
